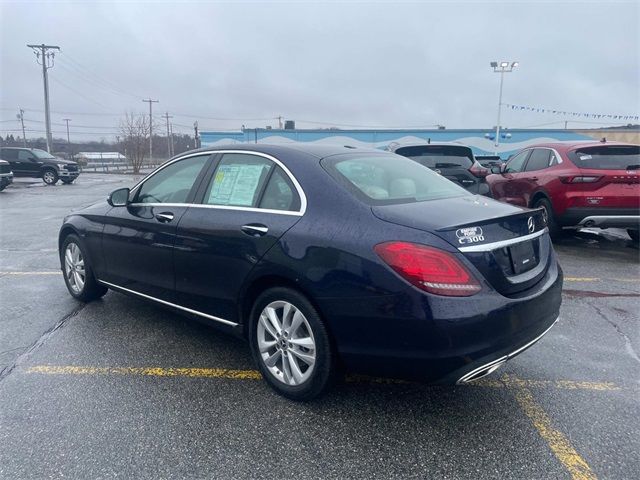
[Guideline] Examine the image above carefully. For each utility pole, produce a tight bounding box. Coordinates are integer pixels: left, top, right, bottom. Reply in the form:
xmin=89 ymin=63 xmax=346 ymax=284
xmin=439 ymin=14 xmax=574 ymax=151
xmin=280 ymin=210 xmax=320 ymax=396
xmin=17 ymin=108 xmax=27 ymax=147
xmin=63 ymin=118 xmax=71 ymax=144
xmin=564 ymin=120 xmax=568 ymax=130
xmin=142 ymin=98 xmax=159 ymax=161
xmin=193 ymin=121 xmax=199 ymax=149
xmin=278 ymin=116 xmax=283 ymax=129
xmin=27 ymin=44 xmax=60 ymax=152
xmin=169 ymin=123 xmax=174 ymax=156
xmin=163 ymin=112 xmax=173 ymax=157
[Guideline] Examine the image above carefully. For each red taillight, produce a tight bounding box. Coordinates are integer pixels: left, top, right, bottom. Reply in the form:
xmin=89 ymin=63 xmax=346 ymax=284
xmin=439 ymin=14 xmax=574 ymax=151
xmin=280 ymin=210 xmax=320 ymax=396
xmin=559 ymin=175 xmax=602 ymax=184
xmin=374 ymin=242 xmax=481 ymax=297
xmin=469 ymin=164 xmax=490 ymax=178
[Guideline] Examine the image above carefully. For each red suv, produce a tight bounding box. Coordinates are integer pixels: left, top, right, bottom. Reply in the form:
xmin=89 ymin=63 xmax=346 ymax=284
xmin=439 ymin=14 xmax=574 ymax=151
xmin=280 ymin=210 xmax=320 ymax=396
xmin=486 ymin=141 xmax=639 ymax=241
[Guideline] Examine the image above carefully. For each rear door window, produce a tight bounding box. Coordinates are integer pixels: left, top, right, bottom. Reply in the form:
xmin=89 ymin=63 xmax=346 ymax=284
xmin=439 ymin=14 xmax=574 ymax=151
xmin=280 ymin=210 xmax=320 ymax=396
xmin=394 ymin=145 xmax=474 ymax=169
xmin=569 ymin=145 xmax=640 ymax=170
xmin=0 ymin=149 xmax=18 ymax=160
xmin=525 ymin=149 xmax=551 ymax=171
xmin=204 ymin=153 xmax=273 ymax=207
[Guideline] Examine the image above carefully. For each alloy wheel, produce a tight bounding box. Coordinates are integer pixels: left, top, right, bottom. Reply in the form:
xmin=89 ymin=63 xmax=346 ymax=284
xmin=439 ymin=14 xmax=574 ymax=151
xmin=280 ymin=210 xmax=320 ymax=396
xmin=64 ymin=242 xmax=85 ymax=294
xmin=43 ymin=171 xmax=56 ymax=184
xmin=257 ymin=300 xmax=316 ymax=386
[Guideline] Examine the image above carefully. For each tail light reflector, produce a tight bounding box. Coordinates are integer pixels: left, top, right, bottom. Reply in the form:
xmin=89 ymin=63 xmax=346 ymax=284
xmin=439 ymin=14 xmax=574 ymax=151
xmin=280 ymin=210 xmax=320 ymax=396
xmin=374 ymin=242 xmax=481 ymax=296
xmin=559 ymin=175 xmax=602 ymax=184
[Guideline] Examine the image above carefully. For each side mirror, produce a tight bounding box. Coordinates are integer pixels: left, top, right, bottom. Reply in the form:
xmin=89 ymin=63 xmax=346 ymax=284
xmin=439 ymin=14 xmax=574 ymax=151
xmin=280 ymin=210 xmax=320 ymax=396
xmin=108 ymin=187 xmax=130 ymax=207
xmin=490 ymin=165 xmax=502 ymax=174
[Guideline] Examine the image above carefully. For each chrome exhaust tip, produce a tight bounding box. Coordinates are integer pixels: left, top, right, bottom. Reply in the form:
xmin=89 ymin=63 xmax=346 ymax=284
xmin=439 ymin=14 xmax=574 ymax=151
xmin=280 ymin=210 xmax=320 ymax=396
xmin=456 ymin=357 xmax=507 ymax=384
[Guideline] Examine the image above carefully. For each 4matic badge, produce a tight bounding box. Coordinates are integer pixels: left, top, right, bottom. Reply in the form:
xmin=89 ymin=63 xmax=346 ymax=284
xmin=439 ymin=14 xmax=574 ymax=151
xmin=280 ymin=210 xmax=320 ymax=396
xmin=455 ymin=226 xmax=485 ymax=245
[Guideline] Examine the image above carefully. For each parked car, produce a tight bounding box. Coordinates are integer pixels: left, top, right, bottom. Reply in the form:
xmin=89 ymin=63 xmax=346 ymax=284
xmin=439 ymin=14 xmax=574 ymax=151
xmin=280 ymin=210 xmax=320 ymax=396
xmin=0 ymin=147 xmax=80 ymax=185
xmin=0 ymin=159 xmax=13 ymax=191
xmin=58 ymin=144 xmax=562 ymax=400
xmin=476 ymin=155 xmax=504 ymax=169
xmin=387 ymin=142 xmax=490 ymax=195
xmin=486 ymin=141 xmax=639 ymax=241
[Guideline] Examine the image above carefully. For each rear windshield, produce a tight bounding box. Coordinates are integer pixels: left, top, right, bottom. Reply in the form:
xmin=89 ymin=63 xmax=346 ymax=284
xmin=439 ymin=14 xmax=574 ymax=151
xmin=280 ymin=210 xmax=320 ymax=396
xmin=569 ymin=145 xmax=640 ymax=170
xmin=322 ymin=153 xmax=468 ymax=205
xmin=394 ymin=145 xmax=474 ymax=169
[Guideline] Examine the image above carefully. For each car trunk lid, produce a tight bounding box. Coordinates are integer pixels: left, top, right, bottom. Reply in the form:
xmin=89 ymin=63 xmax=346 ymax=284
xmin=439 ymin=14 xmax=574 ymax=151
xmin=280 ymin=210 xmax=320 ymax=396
xmin=372 ymin=195 xmax=549 ymax=296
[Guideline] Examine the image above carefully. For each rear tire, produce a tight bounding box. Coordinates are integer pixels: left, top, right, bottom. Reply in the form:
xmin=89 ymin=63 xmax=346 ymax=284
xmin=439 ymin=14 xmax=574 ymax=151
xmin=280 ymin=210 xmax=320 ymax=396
xmin=42 ymin=169 xmax=58 ymax=185
xmin=61 ymin=234 xmax=108 ymax=302
xmin=249 ymin=287 xmax=336 ymax=401
xmin=534 ymin=197 xmax=562 ymax=239
xmin=628 ymin=229 xmax=639 ymax=244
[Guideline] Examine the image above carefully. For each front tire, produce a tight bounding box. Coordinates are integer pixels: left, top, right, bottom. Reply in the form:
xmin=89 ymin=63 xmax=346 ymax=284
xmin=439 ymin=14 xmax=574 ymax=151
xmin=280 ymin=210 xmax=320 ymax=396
xmin=249 ymin=287 xmax=336 ymax=401
xmin=61 ymin=178 xmax=75 ymax=185
xmin=42 ymin=169 xmax=59 ymax=185
xmin=61 ymin=234 xmax=108 ymax=302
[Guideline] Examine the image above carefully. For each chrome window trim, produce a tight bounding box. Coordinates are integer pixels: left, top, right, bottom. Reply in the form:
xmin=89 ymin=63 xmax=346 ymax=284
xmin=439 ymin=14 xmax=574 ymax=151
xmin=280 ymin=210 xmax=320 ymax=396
xmin=458 ymin=228 xmax=548 ymax=253
xmin=128 ymin=149 xmax=307 ymax=216
xmin=98 ymin=280 xmax=239 ymax=327
xmin=127 ymin=202 xmax=304 ymax=217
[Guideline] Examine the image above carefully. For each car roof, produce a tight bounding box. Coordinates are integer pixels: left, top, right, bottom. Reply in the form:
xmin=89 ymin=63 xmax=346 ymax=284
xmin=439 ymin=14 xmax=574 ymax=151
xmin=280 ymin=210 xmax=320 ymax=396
xmin=525 ymin=140 xmax=638 ymax=151
xmin=180 ymin=143 xmax=385 ymax=160
xmin=388 ymin=141 xmax=471 ymax=151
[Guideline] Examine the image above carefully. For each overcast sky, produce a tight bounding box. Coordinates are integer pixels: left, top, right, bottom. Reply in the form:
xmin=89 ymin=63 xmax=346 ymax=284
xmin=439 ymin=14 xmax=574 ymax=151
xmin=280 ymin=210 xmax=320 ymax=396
xmin=1 ymin=0 xmax=638 ymax=141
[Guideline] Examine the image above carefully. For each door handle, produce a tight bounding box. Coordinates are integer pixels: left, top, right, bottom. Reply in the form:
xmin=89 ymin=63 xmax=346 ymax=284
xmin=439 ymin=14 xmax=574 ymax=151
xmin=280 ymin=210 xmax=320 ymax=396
xmin=155 ymin=212 xmax=174 ymax=223
xmin=241 ymin=224 xmax=269 ymax=237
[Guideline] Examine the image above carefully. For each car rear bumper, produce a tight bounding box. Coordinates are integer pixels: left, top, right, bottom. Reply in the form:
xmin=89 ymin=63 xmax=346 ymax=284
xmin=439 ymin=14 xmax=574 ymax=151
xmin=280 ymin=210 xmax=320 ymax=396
xmin=318 ymin=258 xmax=563 ymax=383
xmin=560 ymin=207 xmax=640 ymax=229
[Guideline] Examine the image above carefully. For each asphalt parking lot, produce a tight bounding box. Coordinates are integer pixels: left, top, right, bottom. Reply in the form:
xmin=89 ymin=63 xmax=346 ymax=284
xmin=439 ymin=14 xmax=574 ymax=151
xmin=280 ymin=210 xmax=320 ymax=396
xmin=0 ymin=174 xmax=638 ymax=480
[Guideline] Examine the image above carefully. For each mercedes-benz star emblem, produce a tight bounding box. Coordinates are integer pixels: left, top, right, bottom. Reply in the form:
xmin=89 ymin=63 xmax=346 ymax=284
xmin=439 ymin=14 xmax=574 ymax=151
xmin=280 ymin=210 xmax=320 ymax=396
xmin=527 ymin=217 xmax=535 ymax=234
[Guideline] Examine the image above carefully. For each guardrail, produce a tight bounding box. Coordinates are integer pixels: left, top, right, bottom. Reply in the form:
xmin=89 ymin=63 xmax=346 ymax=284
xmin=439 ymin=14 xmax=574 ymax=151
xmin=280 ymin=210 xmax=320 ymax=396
xmin=82 ymin=161 xmax=163 ymax=174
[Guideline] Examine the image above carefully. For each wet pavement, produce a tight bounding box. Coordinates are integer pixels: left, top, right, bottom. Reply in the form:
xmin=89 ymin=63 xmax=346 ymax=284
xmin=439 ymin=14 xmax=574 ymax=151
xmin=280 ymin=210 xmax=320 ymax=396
xmin=0 ymin=174 xmax=638 ymax=479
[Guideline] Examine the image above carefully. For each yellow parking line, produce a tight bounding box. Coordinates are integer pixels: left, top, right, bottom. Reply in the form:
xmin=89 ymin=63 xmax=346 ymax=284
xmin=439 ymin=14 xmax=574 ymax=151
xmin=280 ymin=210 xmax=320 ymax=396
xmin=26 ymin=365 xmax=620 ymax=392
xmin=27 ymin=365 xmax=262 ymax=380
xmin=0 ymin=271 xmax=61 ymax=275
xmin=475 ymin=377 xmax=619 ymax=391
xmin=507 ymin=376 xmax=597 ymax=480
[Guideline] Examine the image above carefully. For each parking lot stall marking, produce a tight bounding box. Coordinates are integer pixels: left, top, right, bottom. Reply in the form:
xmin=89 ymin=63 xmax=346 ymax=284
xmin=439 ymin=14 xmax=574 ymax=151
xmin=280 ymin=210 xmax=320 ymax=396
xmin=26 ymin=365 xmax=262 ymax=380
xmin=26 ymin=366 xmax=621 ymax=392
xmin=504 ymin=374 xmax=598 ymax=480
xmin=0 ymin=271 xmax=62 ymax=275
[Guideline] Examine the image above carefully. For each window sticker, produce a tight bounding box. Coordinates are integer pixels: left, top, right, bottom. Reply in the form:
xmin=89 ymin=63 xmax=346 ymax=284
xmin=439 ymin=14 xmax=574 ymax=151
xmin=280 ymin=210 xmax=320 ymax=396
xmin=208 ymin=164 xmax=266 ymax=206
xmin=578 ymin=154 xmax=593 ymax=161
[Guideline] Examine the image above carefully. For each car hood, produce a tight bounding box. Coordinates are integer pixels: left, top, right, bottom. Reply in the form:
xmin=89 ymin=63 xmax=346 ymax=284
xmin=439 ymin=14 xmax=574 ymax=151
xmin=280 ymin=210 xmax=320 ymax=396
xmin=51 ymin=158 xmax=78 ymax=165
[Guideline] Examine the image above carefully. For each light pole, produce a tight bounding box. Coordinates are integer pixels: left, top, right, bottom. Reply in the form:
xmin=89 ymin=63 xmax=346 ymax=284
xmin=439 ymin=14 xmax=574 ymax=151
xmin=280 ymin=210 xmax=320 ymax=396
xmin=490 ymin=61 xmax=518 ymax=155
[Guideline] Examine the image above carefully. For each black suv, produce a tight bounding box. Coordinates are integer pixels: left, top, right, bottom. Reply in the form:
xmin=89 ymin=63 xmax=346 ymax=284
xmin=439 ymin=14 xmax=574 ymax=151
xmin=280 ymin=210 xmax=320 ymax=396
xmin=387 ymin=142 xmax=490 ymax=196
xmin=0 ymin=147 xmax=80 ymax=185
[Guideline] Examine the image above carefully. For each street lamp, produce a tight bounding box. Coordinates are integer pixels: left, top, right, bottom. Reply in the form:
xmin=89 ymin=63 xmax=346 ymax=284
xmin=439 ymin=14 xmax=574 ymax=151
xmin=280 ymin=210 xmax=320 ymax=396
xmin=490 ymin=61 xmax=518 ymax=155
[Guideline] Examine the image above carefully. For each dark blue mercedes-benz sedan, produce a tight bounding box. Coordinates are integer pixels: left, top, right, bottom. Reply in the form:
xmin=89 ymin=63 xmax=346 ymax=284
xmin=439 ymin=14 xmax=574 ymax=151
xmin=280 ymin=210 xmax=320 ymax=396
xmin=58 ymin=144 xmax=562 ymax=400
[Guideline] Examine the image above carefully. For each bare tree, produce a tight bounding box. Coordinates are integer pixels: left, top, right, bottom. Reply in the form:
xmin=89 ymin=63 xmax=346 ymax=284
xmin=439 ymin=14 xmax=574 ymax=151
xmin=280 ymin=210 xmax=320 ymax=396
xmin=119 ymin=112 xmax=150 ymax=174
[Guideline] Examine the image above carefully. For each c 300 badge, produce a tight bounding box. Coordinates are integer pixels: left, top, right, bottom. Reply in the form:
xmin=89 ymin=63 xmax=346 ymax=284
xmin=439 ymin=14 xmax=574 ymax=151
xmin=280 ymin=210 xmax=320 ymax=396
xmin=455 ymin=226 xmax=485 ymax=245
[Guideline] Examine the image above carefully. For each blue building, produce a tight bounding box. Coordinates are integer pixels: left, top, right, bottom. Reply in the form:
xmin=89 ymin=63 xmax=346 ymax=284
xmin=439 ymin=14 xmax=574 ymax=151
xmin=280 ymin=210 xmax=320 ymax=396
xmin=200 ymin=128 xmax=602 ymax=159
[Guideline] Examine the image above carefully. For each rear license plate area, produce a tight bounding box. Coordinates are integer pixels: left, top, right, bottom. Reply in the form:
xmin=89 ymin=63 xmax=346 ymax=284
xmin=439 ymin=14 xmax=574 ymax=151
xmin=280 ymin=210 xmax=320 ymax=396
xmin=509 ymin=241 xmax=537 ymax=274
